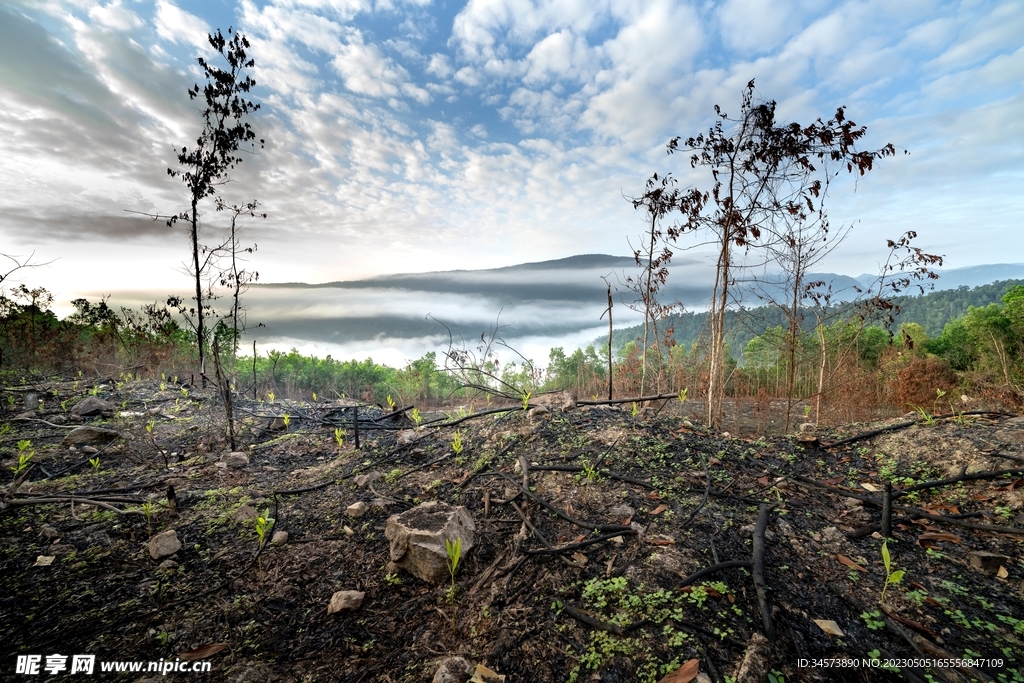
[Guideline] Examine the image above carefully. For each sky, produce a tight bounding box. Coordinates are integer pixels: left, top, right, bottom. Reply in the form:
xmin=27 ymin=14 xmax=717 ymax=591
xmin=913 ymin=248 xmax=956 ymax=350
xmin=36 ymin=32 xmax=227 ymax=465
xmin=1 ymin=0 xmax=1023 ymax=317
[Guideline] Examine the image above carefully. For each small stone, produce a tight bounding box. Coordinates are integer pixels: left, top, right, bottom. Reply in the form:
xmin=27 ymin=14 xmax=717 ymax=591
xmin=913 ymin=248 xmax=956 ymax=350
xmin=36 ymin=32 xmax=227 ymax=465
xmin=371 ymin=498 xmax=393 ymax=511
xmin=968 ymin=551 xmax=1009 ymax=574
xmin=345 ymin=501 xmax=368 ymax=518
xmin=432 ymin=657 xmax=473 ymax=683
xmin=82 ymin=446 xmax=99 ymax=455
xmin=327 ymin=590 xmax=364 ymax=614
xmin=147 ymin=530 xmax=181 ymax=560
xmin=396 ymin=429 xmax=424 ymax=446
xmin=528 ymin=405 xmax=550 ymax=417
xmin=343 ymin=526 xmax=355 ymax=536
xmin=271 ymin=531 xmax=289 ymax=546
xmin=220 ymin=451 xmax=249 ymax=468
xmin=798 ymin=423 xmax=817 ymax=432
xmin=39 ymin=525 xmax=62 ymax=540
xmin=157 ymin=559 xmax=179 ymax=571
xmin=353 ymin=472 xmax=382 ymax=488
xmin=62 ymin=426 xmax=119 ymax=447
xmin=720 ymin=431 xmax=731 ymax=439
xmin=821 ymin=526 xmax=844 ymax=543
xmin=608 ymin=505 xmax=635 ymax=521
xmin=233 ymin=505 xmax=258 ymax=522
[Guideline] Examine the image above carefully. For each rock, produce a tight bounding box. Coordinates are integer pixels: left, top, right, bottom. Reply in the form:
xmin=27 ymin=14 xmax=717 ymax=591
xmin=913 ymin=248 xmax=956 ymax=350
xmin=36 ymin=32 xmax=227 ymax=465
xmin=220 ymin=451 xmax=249 ymax=468
xmin=432 ymin=657 xmax=474 ymax=683
xmin=39 ymin=525 xmax=62 ymax=540
xmin=385 ymin=501 xmax=475 ymax=584
xmin=371 ymin=498 xmax=394 ymax=511
xmin=528 ymin=405 xmax=550 ymax=417
xmin=968 ymin=551 xmax=1008 ymax=574
xmin=353 ymin=472 xmax=382 ymax=488
xmin=345 ymin=501 xmax=368 ymax=518
xmin=157 ymin=559 xmax=179 ymax=571
xmin=147 ymin=530 xmax=181 ymax=560
xmin=62 ymin=426 xmax=119 ymax=447
xmin=233 ymin=505 xmax=258 ymax=522
xmin=532 ymin=390 xmax=577 ymax=411
xmin=798 ymin=423 xmax=816 ymax=432
xmin=327 ymin=590 xmax=364 ymax=614
xmin=740 ymin=524 xmax=776 ymax=541
xmin=16 ymin=410 xmax=36 ymax=419
xmin=696 ymin=674 xmax=713 ymax=683
xmin=71 ymin=396 xmax=115 ymax=417
xmin=608 ymin=505 xmax=635 ymax=522
xmin=82 ymin=445 xmax=99 ymax=455
xmin=396 ymin=429 xmax=425 ymax=446
xmin=271 ymin=531 xmax=288 ymax=546
xmin=821 ymin=526 xmax=844 ymax=543
xmin=992 ymin=429 xmax=1024 ymax=445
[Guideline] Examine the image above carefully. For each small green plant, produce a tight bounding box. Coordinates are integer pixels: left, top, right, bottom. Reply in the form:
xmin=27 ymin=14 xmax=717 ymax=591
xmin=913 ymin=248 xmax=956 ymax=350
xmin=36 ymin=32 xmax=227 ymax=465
xmin=631 ymin=401 xmax=639 ymax=419
xmin=10 ymin=440 xmax=34 ymax=476
xmin=146 ymin=419 xmax=155 ymax=434
xmin=266 ymin=391 xmax=274 ymax=402
xmin=140 ymin=501 xmax=156 ymax=537
xmin=445 ymin=537 xmax=463 ymax=604
xmin=159 ymin=382 xmax=166 ymax=391
xmin=880 ymin=540 xmax=905 ymax=604
xmin=386 ymin=395 xmax=396 ymax=412
xmin=255 ymin=509 xmax=274 ymax=571
xmin=334 ymin=427 xmax=346 ymax=450
xmin=89 ymin=457 xmax=101 ymax=471
xmin=678 ymin=387 xmax=687 ymax=404
xmin=282 ymin=414 xmax=291 ymax=428
xmin=410 ymin=407 xmax=423 ymax=426
xmin=385 ymin=468 xmax=403 ymax=484
xmin=521 ymin=391 xmax=531 ymax=411
xmin=312 ymin=391 xmax=318 ymax=402
xmin=768 ymin=671 xmax=786 ymax=683
xmin=860 ymin=610 xmax=885 ymax=630
xmin=933 ymin=388 xmax=947 ymax=415
xmin=180 ymin=387 xmax=189 ymax=398
xmin=803 ymin=405 xmax=812 ymax=418
xmin=912 ymin=405 xmax=936 ymax=426
xmin=451 ymin=431 xmax=463 ymax=457
xmin=90 ymin=385 xmax=101 ymax=397
xmin=385 ymin=572 xmax=402 ymax=586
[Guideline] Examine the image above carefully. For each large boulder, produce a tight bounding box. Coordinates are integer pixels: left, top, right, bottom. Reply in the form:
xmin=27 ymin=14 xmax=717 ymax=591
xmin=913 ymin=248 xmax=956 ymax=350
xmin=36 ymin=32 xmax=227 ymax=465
xmin=71 ymin=396 xmax=115 ymax=418
xmin=532 ymin=390 xmax=577 ymax=411
xmin=385 ymin=501 xmax=475 ymax=584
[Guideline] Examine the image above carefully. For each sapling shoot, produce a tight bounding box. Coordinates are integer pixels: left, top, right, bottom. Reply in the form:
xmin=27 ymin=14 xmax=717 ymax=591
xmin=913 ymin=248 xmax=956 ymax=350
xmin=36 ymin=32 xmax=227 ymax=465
xmin=451 ymin=431 xmax=463 ymax=457
xmin=445 ymin=537 xmax=462 ymax=605
xmin=880 ymin=540 xmax=905 ymax=604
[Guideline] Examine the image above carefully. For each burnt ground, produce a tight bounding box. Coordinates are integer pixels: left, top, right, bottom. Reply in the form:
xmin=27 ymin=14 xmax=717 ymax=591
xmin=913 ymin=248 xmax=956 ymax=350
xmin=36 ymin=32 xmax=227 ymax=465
xmin=1 ymin=379 xmax=1023 ymax=683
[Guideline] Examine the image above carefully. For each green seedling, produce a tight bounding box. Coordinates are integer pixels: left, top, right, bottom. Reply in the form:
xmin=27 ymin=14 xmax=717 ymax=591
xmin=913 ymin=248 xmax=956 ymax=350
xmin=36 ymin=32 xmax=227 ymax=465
xmin=803 ymin=405 xmax=812 ymax=417
xmin=282 ymin=414 xmax=290 ymax=428
xmin=255 ymin=509 xmax=274 ymax=571
xmin=451 ymin=431 xmax=463 ymax=457
xmin=146 ymin=419 xmax=155 ymax=434
xmin=0 ymin=424 xmax=9 ymax=437
xmin=180 ymin=387 xmax=189 ymax=398
xmin=410 ymin=407 xmax=423 ymax=426
xmin=6 ymin=395 xmax=14 ymax=407
xmin=266 ymin=391 xmax=275 ymax=403
xmin=880 ymin=540 xmax=905 ymax=604
xmin=386 ymin=395 xmax=396 ymax=412
xmin=521 ymin=391 xmax=531 ymax=411
xmin=445 ymin=537 xmax=462 ymax=605
xmin=10 ymin=440 xmax=34 ymax=476
xmin=90 ymin=385 xmax=101 ymax=397
xmin=631 ymin=402 xmax=639 ymax=419
xmin=89 ymin=457 xmax=101 ymax=471
xmin=312 ymin=391 xmax=318 ymax=402
xmin=678 ymin=387 xmax=687 ymax=404
xmin=159 ymin=382 xmax=166 ymax=391
xmin=140 ymin=501 xmax=156 ymax=537
xmin=861 ymin=610 xmax=885 ymax=630
xmin=334 ymin=427 xmax=346 ymax=450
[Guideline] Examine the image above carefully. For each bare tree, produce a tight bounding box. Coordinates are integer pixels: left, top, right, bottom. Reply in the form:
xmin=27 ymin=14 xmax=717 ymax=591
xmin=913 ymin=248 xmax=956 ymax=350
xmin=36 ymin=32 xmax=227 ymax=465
xmin=168 ymin=28 xmax=263 ymax=384
xmin=215 ymin=198 xmax=263 ymax=355
xmin=649 ymin=80 xmax=899 ymax=428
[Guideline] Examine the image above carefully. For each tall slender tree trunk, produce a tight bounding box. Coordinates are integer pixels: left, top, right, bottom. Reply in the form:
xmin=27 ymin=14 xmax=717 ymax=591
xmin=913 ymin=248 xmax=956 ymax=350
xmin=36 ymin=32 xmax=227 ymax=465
xmin=190 ymin=200 xmax=206 ymax=385
xmin=707 ymin=237 xmax=731 ymax=429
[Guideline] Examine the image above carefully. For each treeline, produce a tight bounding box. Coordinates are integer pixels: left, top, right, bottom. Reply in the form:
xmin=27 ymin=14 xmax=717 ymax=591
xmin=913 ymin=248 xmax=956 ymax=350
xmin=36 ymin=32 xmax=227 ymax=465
xmin=607 ymin=279 xmax=1024 ymax=360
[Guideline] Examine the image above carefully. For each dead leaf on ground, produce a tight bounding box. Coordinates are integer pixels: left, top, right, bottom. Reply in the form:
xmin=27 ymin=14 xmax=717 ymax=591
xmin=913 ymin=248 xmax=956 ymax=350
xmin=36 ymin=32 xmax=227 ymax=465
xmin=647 ymin=492 xmax=663 ymax=500
xmin=572 ymin=552 xmax=588 ymax=566
xmin=179 ymin=643 xmax=229 ymax=661
xmin=860 ymin=482 xmax=879 ymax=492
xmin=33 ymin=556 xmax=55 ymax=567
xmin=837 ymin=555 xmax=867 ymax=573
xmin=657 ymin=658 xmax=699 ymax=683
xmin=650 ymin=504 xmax=668 ymax=515
xmin=813 ymin=619 xmax=844 ymax=637
xmin=469 ymin=663 xmax=506 ymax=683
xmin=823 ymin=476 xmax=846 ymax=486
xmin=649 ymin=535 xmax=676 ymax=546
xmin=918 ymin=532 xmax=963 ymax=545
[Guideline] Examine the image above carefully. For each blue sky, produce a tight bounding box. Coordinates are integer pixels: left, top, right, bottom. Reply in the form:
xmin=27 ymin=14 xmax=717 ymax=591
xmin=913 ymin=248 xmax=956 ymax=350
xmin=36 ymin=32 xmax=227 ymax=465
xmin=1 ymin=0 xmax=1022 ymax=304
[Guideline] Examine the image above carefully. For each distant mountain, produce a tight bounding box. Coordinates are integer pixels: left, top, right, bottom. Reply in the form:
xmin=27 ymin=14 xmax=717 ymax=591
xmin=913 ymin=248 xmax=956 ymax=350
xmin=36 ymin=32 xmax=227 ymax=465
xmin=855 ymin=263 xmax=1024 ymax=292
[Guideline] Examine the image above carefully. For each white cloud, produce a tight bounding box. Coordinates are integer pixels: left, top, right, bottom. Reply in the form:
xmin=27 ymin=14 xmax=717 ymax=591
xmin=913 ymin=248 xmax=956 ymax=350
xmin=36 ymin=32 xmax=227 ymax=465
xmin=88 ymin=1 xmax=144 ymax=31
xmin=154 ymin=0 xmax=210 ymax=52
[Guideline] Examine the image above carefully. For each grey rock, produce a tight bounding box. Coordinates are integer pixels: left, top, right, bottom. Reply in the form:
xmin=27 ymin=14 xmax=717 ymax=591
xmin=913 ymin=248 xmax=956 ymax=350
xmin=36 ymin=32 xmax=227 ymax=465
xmin=147 ymin=530 xmax=181 ymax=560
xmin=157 ymin=559 xmax=179 ymax=571
xmin=220 ymin=451 xmax=249 ymax=468
xmin=992 ymin=429 xmax=1024 ymax=445
xmin=396 ymin=429 xmax=425 ymax=446
xmin=532 ymin=390 xmax=577 ymax=411
xmin=354 ymin=471 xmax=382 ymax=488
xmin=432 ymin=657 xmax=474 ymax=683
xmin=327 ymin=590 xmax=365 ymax=614
xmin=798 ymin=423 xmax=817 ymax=432
xmin=271 ymin=531 xmax=289 ymax=546
xmin=371 ymin=498 xmax=394 ymax=511
xmin=608 ymin=505 xmax=635 ymax=522
xmin=72 ymin=396 xmax=115 ymax=417
xmin=233 ymin=505 xmax=258 ymax=522
xmin=528 ymin=405 xmax=550 ymax=417
xmin=345 ymin=501 xmax=368 ymax=518
xmin=821 ymin=526 xmax=845 ymax=543
xmin=82 ymin=445 xmax=99 ymax=455
xmin=385 ymin=501 xmax=475 ymax=584
xmin=39 ymin=525 xmax=62 ymax=540
xmin=62 ymin=426 xmax=119 ymax=446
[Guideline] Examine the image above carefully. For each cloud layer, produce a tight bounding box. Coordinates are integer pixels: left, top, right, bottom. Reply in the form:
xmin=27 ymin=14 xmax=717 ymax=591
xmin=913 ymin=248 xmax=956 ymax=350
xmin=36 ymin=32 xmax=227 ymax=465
xmin=0 ymin=0 xmax=1022 ymax=311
